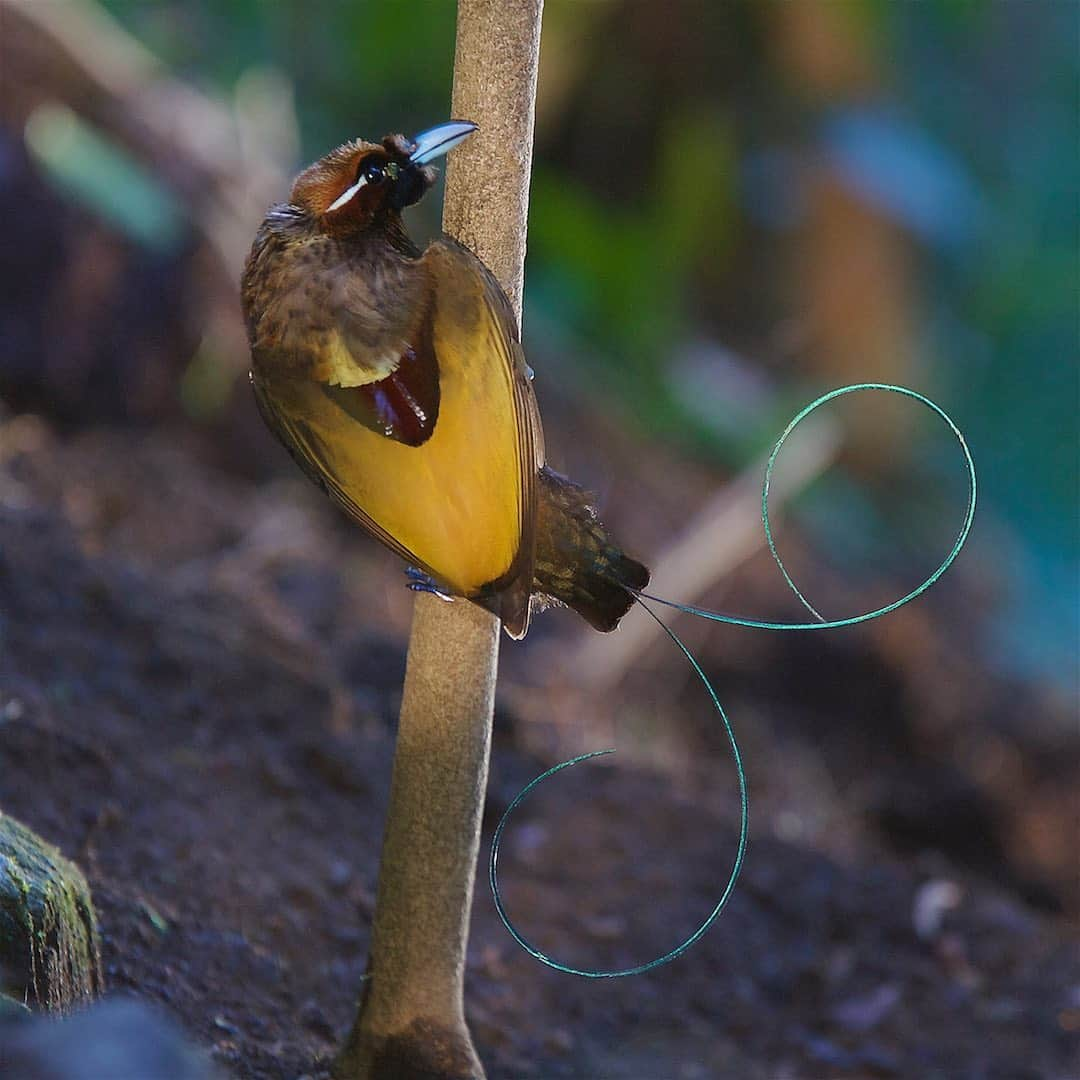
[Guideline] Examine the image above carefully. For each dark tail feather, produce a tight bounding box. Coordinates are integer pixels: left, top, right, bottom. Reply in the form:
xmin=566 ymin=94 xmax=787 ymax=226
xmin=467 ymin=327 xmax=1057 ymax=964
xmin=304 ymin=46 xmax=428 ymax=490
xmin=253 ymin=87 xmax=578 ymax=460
xmin=533 ymin=467 xmax=650 ymax=632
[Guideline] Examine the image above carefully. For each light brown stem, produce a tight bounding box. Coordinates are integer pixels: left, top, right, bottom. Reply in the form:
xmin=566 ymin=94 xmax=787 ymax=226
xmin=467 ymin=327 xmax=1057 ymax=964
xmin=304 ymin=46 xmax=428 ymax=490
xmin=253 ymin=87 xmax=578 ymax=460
xmin=335 ymin=2 xmax=543 ymax=1078
xmin=441 ymin=0 xmax=543 ymax=322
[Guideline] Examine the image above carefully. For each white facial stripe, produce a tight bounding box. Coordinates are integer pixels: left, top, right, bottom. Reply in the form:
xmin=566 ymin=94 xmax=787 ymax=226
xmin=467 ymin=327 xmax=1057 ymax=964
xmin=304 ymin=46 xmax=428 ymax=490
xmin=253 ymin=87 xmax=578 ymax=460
xmin=326 ymin=174 xmax=368 ymax=213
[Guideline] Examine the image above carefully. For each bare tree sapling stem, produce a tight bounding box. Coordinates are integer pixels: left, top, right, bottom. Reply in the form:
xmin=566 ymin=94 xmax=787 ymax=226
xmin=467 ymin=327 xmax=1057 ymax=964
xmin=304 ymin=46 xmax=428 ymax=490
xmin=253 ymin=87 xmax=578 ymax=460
xmin=335 ymin=2 xmax=543 ymax=1078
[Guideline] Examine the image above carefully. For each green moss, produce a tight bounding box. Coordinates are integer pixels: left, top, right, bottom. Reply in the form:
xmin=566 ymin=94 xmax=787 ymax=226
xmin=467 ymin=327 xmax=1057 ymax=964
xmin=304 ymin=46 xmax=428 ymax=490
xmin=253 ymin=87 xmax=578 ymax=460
xmin=0 ymin=812 xmax=103 ymax=1013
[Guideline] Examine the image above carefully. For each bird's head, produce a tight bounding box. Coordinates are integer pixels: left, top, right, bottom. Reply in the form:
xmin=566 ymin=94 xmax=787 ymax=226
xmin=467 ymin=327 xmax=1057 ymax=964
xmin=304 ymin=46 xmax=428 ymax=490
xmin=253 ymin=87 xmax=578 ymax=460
xmin=290 ymin=120 xmax=477 ymax=237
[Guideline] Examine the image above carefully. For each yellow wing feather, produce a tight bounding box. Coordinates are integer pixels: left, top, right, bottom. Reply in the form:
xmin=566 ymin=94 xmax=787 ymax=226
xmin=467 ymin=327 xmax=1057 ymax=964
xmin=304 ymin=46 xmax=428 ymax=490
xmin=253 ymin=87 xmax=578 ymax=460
xmin=251 ymin=236 xmax=539 ymax=634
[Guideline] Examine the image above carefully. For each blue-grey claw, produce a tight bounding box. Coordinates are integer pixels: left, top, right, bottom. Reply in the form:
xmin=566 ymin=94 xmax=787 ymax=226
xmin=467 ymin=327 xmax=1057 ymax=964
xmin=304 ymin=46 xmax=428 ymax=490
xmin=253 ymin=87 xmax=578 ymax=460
xmin=404 ymin=566 xmax=453 ymax=601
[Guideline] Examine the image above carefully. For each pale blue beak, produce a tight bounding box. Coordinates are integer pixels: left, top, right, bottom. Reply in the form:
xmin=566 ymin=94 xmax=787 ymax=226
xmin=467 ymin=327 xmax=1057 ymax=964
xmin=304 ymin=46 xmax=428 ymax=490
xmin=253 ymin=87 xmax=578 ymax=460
xmin=409 ymin=120 xmax=478 ymax=166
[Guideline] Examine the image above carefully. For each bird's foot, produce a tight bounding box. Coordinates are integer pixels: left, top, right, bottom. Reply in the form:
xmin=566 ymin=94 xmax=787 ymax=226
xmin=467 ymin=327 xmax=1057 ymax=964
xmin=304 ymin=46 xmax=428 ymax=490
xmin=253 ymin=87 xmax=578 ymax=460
xmin=404 ymin=567 xmax=453 ymax=601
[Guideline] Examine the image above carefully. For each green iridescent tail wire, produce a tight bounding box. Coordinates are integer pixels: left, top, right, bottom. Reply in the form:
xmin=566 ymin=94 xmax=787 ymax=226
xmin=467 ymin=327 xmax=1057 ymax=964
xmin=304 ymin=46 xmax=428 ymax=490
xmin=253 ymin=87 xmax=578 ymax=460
xmin=490 ymin=382 xmax=977 ymax=977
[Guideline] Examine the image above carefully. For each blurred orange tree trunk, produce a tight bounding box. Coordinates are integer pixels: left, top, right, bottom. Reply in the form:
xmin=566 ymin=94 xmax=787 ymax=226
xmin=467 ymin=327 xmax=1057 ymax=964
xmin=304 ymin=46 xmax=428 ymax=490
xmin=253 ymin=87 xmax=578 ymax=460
xmin=772 ymin=0 xmax=921 ymax=470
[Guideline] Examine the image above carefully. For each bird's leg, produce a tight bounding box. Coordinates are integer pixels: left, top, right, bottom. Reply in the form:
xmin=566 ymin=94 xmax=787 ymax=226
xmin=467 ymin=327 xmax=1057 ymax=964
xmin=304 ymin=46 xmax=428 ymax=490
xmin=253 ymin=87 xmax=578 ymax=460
xmin=404 ymin=566 xmax=453 ymax=601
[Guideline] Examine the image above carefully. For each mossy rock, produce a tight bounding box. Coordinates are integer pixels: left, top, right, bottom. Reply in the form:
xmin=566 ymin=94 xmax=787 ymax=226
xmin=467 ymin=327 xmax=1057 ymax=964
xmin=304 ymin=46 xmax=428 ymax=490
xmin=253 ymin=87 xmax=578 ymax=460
xmin=0 ymin=811 xmax=103 ymax=1012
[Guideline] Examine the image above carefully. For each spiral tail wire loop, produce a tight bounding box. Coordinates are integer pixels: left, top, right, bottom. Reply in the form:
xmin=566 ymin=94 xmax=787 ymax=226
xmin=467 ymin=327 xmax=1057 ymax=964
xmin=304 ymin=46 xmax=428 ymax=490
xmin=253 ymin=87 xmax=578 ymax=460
xmin=490 ymin=383 xmax=976 ymax=976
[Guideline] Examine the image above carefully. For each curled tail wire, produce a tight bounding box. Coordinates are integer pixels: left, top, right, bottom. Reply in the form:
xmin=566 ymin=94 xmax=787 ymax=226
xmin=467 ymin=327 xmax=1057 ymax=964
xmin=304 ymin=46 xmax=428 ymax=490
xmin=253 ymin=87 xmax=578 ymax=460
xmin=490 ymin=383 xmax=977 ymax=977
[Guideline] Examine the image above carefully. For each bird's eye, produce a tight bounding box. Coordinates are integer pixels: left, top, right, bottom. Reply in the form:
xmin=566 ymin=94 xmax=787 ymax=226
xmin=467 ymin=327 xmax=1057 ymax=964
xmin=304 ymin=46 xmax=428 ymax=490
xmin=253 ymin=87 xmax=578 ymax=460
xmin=361 ymin=160 xmax=386 ymax=185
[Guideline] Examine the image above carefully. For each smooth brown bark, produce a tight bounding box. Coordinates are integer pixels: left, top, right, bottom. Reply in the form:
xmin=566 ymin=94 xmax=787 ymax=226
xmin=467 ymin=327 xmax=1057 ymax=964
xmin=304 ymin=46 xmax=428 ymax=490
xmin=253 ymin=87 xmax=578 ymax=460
xmin=335 ymin=2 xmax=543 ymax=1078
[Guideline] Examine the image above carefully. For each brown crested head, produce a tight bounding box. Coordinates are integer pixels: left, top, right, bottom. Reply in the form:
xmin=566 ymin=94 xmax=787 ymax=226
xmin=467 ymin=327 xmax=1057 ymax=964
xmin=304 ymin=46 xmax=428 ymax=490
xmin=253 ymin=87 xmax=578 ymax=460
xmin=290 ymin=134 xmax=438 ymax=236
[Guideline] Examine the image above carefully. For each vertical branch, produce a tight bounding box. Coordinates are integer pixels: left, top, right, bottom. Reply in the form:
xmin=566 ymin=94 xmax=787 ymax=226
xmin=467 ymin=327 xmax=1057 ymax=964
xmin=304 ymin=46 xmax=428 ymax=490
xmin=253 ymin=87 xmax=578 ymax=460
xmin=335 ymin=2 xmax=543 ymax=1078
xmin=443 ymin=0 xmax=544 ymax=324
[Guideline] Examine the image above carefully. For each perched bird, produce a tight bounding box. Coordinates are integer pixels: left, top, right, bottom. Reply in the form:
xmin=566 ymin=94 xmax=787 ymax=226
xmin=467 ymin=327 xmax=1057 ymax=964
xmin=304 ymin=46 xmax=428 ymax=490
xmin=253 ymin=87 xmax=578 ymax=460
xmin=242 ymin=121 xmax=648 ymax=638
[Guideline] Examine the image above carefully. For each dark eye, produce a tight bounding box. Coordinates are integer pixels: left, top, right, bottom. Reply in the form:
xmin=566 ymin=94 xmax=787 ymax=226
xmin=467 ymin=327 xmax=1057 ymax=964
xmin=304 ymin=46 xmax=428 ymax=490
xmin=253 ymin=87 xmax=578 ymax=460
xmin=361 ymin=160 xmax=385 ymax=185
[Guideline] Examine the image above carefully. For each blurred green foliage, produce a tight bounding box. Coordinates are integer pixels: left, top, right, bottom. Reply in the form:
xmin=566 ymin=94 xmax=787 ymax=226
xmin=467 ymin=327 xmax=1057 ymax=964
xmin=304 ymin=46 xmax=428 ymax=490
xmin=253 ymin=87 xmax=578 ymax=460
xmin=25 ymin=103 xmax=185 ymax=253
xmin=103 ymin=0 xmax=455 ymax=153
xmin=528 ymin=105 xmax=737 ymax=436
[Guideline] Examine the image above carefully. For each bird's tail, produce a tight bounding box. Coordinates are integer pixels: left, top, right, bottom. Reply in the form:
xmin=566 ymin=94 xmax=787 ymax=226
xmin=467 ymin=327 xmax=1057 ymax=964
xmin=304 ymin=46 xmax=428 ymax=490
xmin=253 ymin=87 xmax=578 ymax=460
xmin=533 ymin=467 xmax=650 ymax=632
